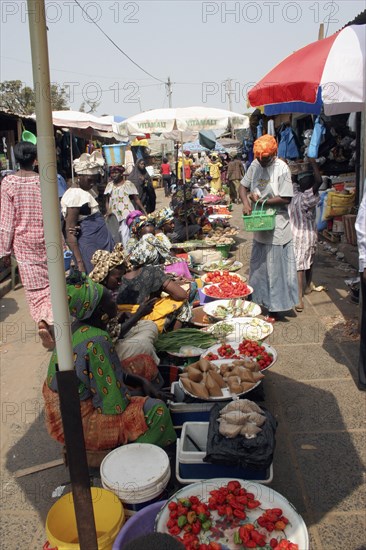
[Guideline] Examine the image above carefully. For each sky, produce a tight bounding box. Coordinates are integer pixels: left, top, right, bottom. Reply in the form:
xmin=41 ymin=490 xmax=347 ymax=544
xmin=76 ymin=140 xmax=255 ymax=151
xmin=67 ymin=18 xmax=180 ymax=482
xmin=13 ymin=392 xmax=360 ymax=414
xmin=1 ymin=0 xmax=365 ymax=117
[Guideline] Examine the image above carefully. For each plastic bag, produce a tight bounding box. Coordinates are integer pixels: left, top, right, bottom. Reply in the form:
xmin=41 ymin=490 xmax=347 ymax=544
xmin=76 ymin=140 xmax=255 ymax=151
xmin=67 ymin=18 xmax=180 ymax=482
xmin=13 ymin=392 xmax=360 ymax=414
xmin=204 ymin=403 xmax=277 ymax=470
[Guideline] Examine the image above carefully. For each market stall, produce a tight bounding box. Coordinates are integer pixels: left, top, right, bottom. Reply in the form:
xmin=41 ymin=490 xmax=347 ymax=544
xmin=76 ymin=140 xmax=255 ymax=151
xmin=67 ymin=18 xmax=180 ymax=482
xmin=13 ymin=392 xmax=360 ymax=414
xmin=247 ymin=24 xmax=365 ymax=243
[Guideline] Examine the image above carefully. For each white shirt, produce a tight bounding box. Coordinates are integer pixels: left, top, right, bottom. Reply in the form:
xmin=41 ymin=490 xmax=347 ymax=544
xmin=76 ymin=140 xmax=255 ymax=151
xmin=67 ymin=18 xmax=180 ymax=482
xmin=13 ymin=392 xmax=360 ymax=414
xmin=61 ymin=187 xmax=99 ymax=220
xmin=241 ymin=158 xmax=293 ymax=245
xmin=355 ymin=183 xmax=366 ymax=272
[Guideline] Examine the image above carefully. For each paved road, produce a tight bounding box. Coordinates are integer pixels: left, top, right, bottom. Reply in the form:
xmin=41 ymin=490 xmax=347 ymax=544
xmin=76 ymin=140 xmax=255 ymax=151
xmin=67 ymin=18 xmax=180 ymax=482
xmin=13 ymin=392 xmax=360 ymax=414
xmin=0 ymin=189 xmax=364 ymax=549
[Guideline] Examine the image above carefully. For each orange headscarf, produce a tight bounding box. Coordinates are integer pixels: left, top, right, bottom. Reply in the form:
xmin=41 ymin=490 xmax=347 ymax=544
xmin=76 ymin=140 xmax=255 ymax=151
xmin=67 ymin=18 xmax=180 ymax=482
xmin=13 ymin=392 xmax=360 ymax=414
xmin=253 ymin=135 xmax=278 ymax=160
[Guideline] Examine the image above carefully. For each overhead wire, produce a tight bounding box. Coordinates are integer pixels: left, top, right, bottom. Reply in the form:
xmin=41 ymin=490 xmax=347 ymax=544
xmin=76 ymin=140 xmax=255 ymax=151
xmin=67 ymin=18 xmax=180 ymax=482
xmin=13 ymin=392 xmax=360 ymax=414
xmin=72 ymin=0 xmax=165 ymax=84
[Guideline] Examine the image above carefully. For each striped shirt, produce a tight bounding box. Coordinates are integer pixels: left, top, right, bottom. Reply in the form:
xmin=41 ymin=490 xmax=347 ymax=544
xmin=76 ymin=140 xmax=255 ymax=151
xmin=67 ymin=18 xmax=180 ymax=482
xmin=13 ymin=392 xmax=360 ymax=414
xmin=289 ymin=185 xmax=320 ymax=270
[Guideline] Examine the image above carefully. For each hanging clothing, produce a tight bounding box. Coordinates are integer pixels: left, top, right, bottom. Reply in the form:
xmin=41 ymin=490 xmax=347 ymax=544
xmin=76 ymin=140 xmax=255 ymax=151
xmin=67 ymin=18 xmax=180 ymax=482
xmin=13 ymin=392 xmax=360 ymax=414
xmin=278 ymin=126 xmax=300 ymax=160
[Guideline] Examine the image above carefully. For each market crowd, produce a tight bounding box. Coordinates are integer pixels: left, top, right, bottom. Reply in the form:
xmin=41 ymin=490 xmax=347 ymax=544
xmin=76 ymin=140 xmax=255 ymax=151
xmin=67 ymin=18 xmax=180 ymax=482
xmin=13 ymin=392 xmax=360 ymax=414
xmin=0 ymin=129 xmax=365 ymax=453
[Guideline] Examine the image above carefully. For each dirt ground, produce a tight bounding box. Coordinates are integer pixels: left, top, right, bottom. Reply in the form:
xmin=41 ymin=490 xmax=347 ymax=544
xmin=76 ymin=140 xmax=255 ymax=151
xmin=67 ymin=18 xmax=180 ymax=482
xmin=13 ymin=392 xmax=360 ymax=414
xmin=0 ymin=188 xmax=365 ymax=549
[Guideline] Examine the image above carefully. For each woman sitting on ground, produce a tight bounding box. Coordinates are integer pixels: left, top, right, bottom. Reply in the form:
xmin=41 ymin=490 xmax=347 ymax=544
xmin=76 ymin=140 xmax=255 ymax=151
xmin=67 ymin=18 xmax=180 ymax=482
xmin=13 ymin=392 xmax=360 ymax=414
xmin=89 ymin=243 xmax=162 ymax=368
xmin=43 ymin=271 xmax=176 ymax=451
xmin=115 ymin=232 xmax=191 ymax=332
xmin=62 ymin=152 xmax=114 ymax=274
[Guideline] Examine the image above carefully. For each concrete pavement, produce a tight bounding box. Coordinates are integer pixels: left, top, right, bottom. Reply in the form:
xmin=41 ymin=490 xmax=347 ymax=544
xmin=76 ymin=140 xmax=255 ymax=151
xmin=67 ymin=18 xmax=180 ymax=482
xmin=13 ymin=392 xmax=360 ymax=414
xmin=0 ymin=189 xmax=365 ymax=549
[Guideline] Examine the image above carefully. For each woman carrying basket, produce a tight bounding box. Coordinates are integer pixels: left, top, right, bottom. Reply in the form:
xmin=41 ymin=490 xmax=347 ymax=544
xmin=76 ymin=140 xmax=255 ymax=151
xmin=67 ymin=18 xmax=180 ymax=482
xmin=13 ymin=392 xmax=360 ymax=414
xmin=239 ymin=135 xmax=299 ymax=321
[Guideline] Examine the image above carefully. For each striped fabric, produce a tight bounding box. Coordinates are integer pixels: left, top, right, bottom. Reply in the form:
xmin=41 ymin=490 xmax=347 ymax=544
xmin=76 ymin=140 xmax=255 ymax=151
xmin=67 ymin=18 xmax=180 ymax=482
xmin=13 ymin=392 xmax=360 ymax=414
xmin=289 ymin=187 xmax=320 ymax=270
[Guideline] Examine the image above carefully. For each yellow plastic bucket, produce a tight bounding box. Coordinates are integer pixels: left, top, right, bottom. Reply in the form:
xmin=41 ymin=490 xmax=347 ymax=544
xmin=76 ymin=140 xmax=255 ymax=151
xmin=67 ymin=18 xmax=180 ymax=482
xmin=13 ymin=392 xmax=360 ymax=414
xmin=45 ymin=487 xmax=124 ymax=550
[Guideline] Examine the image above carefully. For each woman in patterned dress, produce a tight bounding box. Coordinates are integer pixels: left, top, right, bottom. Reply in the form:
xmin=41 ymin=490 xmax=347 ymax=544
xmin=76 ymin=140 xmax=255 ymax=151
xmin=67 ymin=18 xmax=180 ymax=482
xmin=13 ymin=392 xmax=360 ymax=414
xmin=43 ymin=271 xmax=176 ymax=450
xmin=0 ymin=142 xmax=54 ymax=349
xmin=104 ymin=165 xmax=146 ymax=248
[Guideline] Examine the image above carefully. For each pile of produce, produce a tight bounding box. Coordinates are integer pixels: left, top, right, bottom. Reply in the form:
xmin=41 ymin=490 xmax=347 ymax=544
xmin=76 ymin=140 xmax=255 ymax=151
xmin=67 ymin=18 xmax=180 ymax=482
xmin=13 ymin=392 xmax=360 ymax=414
xmin=212 ymin=301 xmax=258 ymax=319
xmin=204 ymin=281 xmax=251 ymax=299
xmin=165 ymin=480 xmax=299 ymax=550
xmin=179 ymin=357 xmax=264 ymax=399
xmin=203 ymin=260 xmax=243 ymax=272
xmin=207 ymin=227 xmax=238 ymax=240
xmin=203 ymin=342 xmax=274 ymax=370
xmin=238 ymin=340 xmax=274 ymax=369
xmin=205 ymin=237 xmax=234 ymax=246
xmin=203 ymin=272 xmax=244 ymax=284
xmin=155 ymin=329 xmax=217 ymax=354
xmin=218 ymin=400 xmax=266 ymax=439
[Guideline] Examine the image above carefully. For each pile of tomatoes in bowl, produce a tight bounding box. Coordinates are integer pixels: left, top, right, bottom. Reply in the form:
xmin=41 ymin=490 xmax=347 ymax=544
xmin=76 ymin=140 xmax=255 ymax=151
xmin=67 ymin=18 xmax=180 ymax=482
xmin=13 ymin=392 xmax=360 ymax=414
xmin=203 ymin=281 xmax=253 ymax=299
xmin=203 ymin=271 xmax=245 ymax=285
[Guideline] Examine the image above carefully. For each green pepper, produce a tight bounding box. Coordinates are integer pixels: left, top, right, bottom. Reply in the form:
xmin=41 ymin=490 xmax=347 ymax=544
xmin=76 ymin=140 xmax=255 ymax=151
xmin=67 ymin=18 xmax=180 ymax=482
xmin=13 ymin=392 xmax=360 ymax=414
xmin=198 ymin=513 xmax=208 ymax=523
xmin=202 ymin=520 xmax=212 ymax=531
xmin=187 ymin=511 xmax=197 ymax=524
xmin=177 ymin=515 xmax=187 ymax=528
xmin=233 ymin=531 xmax=242 ymax=545
xmin=179 ymin=499 xmax=191 ymax=508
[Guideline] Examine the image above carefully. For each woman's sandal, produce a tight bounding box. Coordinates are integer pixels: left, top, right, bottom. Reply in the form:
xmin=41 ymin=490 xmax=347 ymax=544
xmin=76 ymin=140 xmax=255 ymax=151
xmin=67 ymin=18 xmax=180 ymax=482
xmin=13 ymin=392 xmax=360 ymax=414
xmin=295 ymin=304 xmax=304 ymax=312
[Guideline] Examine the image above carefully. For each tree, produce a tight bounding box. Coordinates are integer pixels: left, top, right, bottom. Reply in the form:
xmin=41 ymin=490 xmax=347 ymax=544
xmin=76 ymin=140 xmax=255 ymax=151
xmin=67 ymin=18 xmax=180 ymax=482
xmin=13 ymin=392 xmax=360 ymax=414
xmin=79 ymin=100 xmax=100 ymax=114
xmin=0 ymin=80 xmax=69 ymax=115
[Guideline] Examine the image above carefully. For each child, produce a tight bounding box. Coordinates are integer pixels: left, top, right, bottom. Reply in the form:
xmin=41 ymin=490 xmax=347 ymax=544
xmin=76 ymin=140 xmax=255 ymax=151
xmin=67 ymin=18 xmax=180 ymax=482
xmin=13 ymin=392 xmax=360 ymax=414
xmin=288 ymin=157 xmax=323 ymax=311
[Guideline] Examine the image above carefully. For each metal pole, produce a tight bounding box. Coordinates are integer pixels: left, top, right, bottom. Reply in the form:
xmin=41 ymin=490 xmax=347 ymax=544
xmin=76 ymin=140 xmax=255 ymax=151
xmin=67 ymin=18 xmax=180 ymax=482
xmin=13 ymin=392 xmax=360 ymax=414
xmin=27 ymin=2 xmax=98 ymax=548
xmin=167 ymin=77 xmax=173 ymax=108
xmin=180 ymin=131 xmax=189 ymax=240
xmin=70 ymin=129 xmax=74 ymax=184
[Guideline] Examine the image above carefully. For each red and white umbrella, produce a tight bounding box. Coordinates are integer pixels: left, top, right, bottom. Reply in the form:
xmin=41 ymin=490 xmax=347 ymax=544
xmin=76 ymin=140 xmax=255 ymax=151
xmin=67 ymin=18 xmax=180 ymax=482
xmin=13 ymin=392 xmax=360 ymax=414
xmin=248 ymin=24 xmax=365 ymax=116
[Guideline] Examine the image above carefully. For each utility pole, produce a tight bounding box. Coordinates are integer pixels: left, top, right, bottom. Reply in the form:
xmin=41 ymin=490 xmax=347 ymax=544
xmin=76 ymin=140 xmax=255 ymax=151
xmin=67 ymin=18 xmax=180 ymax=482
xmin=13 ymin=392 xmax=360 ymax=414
xmin=318 ymin=23 xmax=324 ymax=40
xmin=166 ymin=76 xmax=173 ymax=108
xmin=226 ymin=78 xmax=233 ymax=112
xmin=226 ymin=78 xmax=234 ymax=136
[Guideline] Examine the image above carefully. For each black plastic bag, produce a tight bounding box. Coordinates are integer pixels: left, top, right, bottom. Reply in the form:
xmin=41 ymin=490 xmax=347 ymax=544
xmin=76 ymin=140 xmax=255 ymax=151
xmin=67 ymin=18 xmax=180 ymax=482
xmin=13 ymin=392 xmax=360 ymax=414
xmin=204 ymin=403 xmax=277 ymax=470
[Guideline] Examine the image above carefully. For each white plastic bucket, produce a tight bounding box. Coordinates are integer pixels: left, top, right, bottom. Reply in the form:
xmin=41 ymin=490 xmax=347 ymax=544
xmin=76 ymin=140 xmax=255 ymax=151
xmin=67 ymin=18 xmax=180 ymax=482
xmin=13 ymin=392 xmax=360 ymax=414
xmin=100 ymin=444 xmax=170 ymax=517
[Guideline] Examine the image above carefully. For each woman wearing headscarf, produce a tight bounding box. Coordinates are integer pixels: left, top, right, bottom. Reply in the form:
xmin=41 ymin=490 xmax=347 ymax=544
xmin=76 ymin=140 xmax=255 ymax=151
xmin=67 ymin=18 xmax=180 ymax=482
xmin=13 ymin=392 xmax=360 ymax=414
xmin=115 ymin=230 xmax=191 ymax=332
xmin=239 ymin=135 xmax=299 ymax=320
xmin=208 ymin=153 xmax=223 ymax=192
xmin=0 ymin=142 xmax=54 ymax=349
xmin=127 ymin=159 xmax=156 ymax=214
xmin=62 ymin=152 xmax=114 ymax=274
xmin=104 ymin=165 xmax=146 ymax=248
xmin=89 ymin=243 xmax=161 ymax=367
xmin=169 ymin=188 xmax=201 ymax=243
xmin=43 ymin=271 xmax=176 ymax=450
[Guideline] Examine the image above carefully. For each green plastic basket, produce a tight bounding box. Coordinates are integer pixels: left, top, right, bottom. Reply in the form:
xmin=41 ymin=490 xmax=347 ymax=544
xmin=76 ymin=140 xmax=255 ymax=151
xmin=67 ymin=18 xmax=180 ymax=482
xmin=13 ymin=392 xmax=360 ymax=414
xmin=242 ymin=199 xmax=276 ymax=232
